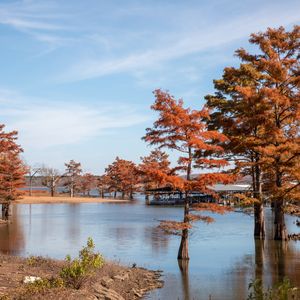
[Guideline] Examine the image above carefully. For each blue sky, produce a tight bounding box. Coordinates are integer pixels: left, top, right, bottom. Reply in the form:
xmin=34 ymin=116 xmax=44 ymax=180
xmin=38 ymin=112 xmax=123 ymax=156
xmin=0 ymin=0 xmax=299 ymax=174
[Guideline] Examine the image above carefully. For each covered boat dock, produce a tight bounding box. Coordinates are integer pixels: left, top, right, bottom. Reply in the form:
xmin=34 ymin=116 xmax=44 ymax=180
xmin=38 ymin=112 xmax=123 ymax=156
xmin=146 ymin=184 xmax=251 ymax=205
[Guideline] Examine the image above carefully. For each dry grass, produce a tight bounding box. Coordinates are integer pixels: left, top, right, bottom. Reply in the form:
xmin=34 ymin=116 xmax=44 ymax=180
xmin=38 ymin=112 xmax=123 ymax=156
xmin=16 ymin=196 xmax=129 ymax=204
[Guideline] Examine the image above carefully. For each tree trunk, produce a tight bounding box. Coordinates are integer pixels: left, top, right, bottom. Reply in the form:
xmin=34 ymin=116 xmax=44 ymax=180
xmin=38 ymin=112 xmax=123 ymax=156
xmin=177 ymin=230 xmax=189 ymax=260
xmin=145 ymin=194 xmax=150 ymax=205
xmin=273 ymin=169 xmax=287 ymax=240
xmin=50 ymin=182 xmax=55 ymax=197
xmin=254 ymin=161 xmax=265 ymax=239
xmin=274 ymin=199 xmax=288 ymax=240
xmin=254 ymin=202 xmax=265 ymax=239
xmin=178 ymin=151 xmax=192 ymax=260
xmin=178 ymin=197 xmax=190 ymax=260
xmin=70 ymin=176 xmax=74 ymax=198
xmin=29 ymin=177 xmax=33 ymax=196
xmin=2 ymin=203 xmax=11 ymax=220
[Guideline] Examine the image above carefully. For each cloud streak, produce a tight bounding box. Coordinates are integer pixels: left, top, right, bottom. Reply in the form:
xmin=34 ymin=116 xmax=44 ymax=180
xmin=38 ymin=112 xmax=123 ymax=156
xmin=59 ymin=2 xmax=300 ymax=82
xmin=0 ymin=90 xmax=148 ymax=152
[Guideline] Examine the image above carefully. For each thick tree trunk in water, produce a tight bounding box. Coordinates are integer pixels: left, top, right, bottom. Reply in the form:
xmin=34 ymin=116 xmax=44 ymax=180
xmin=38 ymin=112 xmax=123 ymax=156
xmin=273 ymin=168 xmax=287 ymax=240
xmin=178 ymin=152 xmax=192 ymax=260
xmin=178 ymin=228 xmax=189 ymax=260
xmin=178 ymin=197 xmax=190 ymax=260
xmin=274 ymin=199 xmax=288 ymax=240
xmin=254 ymin=203 xmax=265 ymax=239
xmin=2 ymin=203 xmax=11 ymax=220
xmin=253 ymin=156 xmax=265 ymax=239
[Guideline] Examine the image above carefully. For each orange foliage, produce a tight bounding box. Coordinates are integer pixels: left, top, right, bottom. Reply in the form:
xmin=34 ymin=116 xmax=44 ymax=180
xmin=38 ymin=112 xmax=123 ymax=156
xmin=158 ymin=220 xmax=192 ymax=236
xmin=192 ymin=203 xmax=232 ymax=214
xmin=0 ymin=124 xmax=26 ymax=202
xmin=64 ymin=160 xmax=82 ymax=197
xmin=78 ymin=173 xmax=96 ymax=196
xmin=139 ymin=150 xmax=172 ymax=190
xmin=105 ymin=157 xmax=139 ymax=199
xmin=143 ymin=89 xmax=234 ymax=191
xmin=206 ymin=26 xmax=300 ymax=239
xmin=143 ymin=90 xmax=234 ymax=247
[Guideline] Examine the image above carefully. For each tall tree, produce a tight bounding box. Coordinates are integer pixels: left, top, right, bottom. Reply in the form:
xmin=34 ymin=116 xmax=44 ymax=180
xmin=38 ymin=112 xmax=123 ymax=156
xmin=40 ymin=166 xmax=62 ymax=197
xmin=143 ymin=90 xmax=233 ymax=260
xmin=248 ymin=26 xmax=300 ymax=240
xmin=139 ymin=149 xmax=172 ymax=199
xmin=206 ymin=26 xmax=300 ymax=240
xmin=206 ymin=60 xmax=268 ymax=239
xmin=0 ymin=124 xmax=26 ymax=218
xmin=96 ymin=175 xmax=110 ymax=198
xmin=64 ymin=160 xmax=82 ymax=198
xmin=78 ymin=173 xmax=96 ymax=196
xmin=27 ymin=165 xmax=41 ymax=196
xmin=105 ymin=157 xmax=139 ymax=199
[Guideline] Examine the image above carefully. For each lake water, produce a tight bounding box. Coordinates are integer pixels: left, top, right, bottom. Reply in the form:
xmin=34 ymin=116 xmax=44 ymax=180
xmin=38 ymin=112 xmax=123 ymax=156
xmin=0 ymin=199 xmax=299 ymax=300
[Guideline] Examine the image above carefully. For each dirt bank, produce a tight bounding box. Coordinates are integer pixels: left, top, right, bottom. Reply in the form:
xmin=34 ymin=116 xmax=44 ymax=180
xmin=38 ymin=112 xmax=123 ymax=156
xmin=16 ymin=196 xmax=129 ymax=204
xmin=0 ymin=255 xmax=163 ymax=299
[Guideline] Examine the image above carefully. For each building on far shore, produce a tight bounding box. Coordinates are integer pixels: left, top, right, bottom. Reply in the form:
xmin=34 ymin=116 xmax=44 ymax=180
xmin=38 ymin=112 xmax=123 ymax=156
xmin=146 ymin=183 xmax=251 ymax=206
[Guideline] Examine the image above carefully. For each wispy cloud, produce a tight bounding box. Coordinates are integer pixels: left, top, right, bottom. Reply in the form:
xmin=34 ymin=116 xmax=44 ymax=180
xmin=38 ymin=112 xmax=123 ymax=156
xmin=0 ymin=0 xmax=72 ymax=53
xmin=0 ymin=1 xmax=64 ymax=31
xmin=0 ymin=90 xmax=148 ymax=151
xmin=59 ymin=2 xmax=300 ymax=82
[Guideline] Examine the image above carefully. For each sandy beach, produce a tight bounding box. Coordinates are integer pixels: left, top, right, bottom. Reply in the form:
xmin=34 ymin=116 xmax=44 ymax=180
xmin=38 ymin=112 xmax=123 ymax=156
xmin=16 ymin=196 xmax=129 ymax=204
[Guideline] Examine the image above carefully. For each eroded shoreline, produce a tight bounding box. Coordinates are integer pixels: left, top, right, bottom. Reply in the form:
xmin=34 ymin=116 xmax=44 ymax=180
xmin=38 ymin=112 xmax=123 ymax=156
xmin=0 ymin=254 xmax=163 ymax=299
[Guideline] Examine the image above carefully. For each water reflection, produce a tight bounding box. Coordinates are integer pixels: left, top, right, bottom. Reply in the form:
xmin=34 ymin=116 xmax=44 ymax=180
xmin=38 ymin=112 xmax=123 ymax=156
xmin=178 ymin=260 xmax=190 ymax=300
xmin=254 ymin=239 xmax=264 ymax=279
xmin=143 ymin=226 xmax=170 ymax=255
xmin=0 ymin=203 xmax=299 ymax=299
xmin=0 ymin=205 xmax=24 ymax=255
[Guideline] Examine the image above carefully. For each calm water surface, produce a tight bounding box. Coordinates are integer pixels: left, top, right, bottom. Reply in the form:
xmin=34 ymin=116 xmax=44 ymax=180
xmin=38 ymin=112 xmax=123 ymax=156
xmin=0 ymin=200 xmax=299 ymax=300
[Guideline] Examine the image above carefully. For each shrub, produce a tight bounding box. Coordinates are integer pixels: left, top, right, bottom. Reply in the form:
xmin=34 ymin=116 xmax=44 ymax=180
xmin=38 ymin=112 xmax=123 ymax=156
xmin=247 ymin=278 xmax=299 ymax=300
xmin=59 ymin=237 xmax=104 ymax=289
xmin=26 ymin=256 xmax=50 ymax=267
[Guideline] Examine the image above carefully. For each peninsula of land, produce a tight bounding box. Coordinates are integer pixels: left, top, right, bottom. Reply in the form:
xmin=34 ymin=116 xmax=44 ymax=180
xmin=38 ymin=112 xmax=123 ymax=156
xmin=16 ymin=196 xmax=129 ymax=204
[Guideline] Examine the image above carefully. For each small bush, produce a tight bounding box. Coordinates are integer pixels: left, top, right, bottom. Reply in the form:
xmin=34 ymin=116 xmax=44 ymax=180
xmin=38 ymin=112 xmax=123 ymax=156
xmin=60 ymin=237 xmax=104 ymax=289
xmin=25 ymin=277 xmax=64 ymax=293
xmin=26 ymin=256 xmax=50 ymax=267
xmin=247 ymin=278 xmax=299 ymax=300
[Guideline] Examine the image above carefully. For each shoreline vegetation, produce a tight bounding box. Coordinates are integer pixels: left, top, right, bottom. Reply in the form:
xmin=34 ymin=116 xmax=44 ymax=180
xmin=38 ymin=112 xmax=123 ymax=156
xmin=0 ymin=251 xmax=163 ymax=300
xmin=15 ymin=196 xmax=129 ymax=204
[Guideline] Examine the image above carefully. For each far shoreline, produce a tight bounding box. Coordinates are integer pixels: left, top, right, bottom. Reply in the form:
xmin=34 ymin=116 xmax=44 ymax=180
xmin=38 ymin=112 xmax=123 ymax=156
xmin=16 ymin=195 xmax=129 ymax=204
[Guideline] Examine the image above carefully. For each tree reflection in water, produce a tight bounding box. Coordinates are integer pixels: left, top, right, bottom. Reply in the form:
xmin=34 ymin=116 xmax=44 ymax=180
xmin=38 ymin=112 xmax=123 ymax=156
xmin=0 ymin=205 xmax=24 ymax=255
xmin=178 ymin=259 xmax=190 ymax=300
